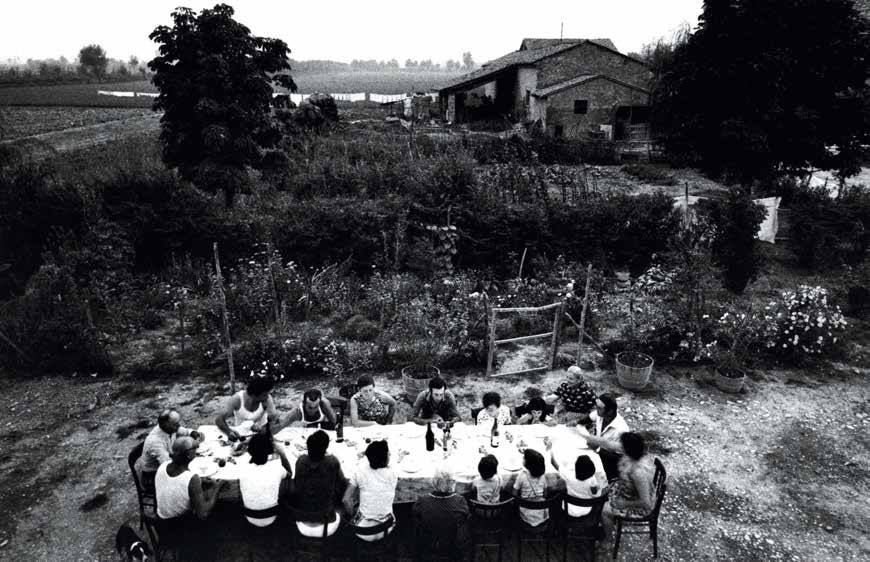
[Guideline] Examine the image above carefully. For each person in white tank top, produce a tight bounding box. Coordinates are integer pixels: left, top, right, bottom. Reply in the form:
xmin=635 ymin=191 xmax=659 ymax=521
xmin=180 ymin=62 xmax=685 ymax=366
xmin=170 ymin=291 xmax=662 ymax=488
xmin=279 ymin=389 xmax=337 ymax=429
xmin=155 ymin=437 xmax=226 ymax=520
xmin=215 ymin=376 xmax=279 ymax=440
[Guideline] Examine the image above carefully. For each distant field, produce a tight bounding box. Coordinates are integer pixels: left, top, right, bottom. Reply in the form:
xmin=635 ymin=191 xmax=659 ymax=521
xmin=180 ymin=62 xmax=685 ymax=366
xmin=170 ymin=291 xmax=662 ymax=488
xmin=0 ymin=71 xmax=465 ymax=107
xmin=0 ymin=106 xmax=154 ymax=139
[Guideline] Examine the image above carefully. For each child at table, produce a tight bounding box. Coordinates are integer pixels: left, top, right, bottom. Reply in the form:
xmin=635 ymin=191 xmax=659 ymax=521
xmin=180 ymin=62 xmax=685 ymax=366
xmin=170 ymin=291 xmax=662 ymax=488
xmin=515 ymin=396 xmax=556 ymax=426
xmin=471 ymin=455 xmax=502 ymax=504
xmin=513 ymin=449 xmax=556 ymax=527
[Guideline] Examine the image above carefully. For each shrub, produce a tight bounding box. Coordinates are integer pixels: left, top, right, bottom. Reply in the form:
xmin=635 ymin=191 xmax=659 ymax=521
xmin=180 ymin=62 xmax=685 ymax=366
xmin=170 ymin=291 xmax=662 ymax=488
xmin=338 ymin=314 xmax=380 ymax=341
xmin=622 ymin=163 xmax=676 ymax=186
xmin=788 ymin=185 xmax=868 ymax=269
xmin=703 ymin=189 xmax=767 ymax=293
xmin=758 ymin=285 xmax=848 ymax=359
xmin=234 ymin=327 xmax=349 ymax=381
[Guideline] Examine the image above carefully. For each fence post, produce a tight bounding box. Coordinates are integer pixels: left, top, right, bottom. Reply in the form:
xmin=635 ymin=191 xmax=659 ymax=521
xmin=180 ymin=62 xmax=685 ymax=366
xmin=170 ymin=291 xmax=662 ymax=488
xmin=550 ymin=298 xmax=565 ymax=369
xmin=486 ymin=304 xmax=497 ymax=377
xmin=213 ymin=242 xmax=236 ymax=394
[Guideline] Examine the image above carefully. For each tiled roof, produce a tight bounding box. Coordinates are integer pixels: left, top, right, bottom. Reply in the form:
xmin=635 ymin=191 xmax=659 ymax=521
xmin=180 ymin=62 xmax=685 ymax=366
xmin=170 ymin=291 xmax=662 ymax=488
xmin=520 ymin=38 xmax=618 ymax=52
xmin=531 ymin=74 xmax=650 ymax=98
xmin=437 ymin=42 xmax=580 ymax=92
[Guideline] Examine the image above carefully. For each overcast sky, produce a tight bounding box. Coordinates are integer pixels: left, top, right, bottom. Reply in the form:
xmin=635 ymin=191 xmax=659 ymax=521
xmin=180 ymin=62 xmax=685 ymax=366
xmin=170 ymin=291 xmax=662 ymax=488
xmin=2 ymin=0 xmax=703 ymax=65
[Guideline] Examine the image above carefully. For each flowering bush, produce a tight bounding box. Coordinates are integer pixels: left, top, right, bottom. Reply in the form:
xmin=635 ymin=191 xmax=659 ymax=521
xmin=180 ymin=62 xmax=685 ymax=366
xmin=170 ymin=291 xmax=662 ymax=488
xmin=757 ymin=285 xmax=848 ymax=358
xmin=234 ymin=329 xmax=349 ymax=381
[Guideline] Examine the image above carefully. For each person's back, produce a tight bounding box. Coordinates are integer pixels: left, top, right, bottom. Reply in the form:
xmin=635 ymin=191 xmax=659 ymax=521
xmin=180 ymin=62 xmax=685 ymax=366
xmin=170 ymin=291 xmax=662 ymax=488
xmin=155 ymin=461 xmax=193 ymax=519
xmin=239 ymin=434 xmax=289 ymax=527
xmin=472 ymin=454 xmax=502 ymax=504
xmin=513 ymin=449 xmax=551 ymax=527
xmin=563 ymin=454 xmax=602 ymax=518
xmin=414 ymin=493 xmax=469 ymax=549
xmin=292 ymin=430 xmax=347 ymax=537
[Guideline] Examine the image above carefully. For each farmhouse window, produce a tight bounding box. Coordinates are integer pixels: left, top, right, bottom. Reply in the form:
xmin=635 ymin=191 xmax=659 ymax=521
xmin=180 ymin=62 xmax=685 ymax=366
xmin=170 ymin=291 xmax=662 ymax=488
xmin=573 ymin=100 xmax=588 ymax=114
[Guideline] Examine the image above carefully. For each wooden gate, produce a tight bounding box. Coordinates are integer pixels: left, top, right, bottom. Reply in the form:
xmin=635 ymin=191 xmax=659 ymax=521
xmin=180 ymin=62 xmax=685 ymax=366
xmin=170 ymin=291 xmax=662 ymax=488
xmin=486 ymin=301 xmax=564 ymax=377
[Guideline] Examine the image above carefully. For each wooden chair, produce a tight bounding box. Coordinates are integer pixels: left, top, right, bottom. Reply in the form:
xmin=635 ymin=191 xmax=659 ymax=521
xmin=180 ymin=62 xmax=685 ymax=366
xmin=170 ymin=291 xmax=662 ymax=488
xmin=413 ymin=507 xmax=468 ymax=561
xmin=287 ymin=507 xmax=343 ymax=562
xmin=613 ymin=459 xmax=667 ymax=559
xmin=243 ymin=505 xmax=281 ymax=562
xmin=469 ymin=498 xmax=514 ymax=562
xmin=349 ymin=514 xmax=398 ymax=562
xmin=515 ymin=494 xmax=564 ymax=562
xmin=560 ymin=493 xmax=608 ymax=562
xmin=127 ymin=441 xmax=156 ymax=529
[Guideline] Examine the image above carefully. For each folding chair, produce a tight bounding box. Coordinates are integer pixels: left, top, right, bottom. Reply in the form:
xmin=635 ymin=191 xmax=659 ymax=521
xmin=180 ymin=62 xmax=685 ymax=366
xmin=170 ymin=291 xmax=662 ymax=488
xmin=515 ymin=494 xmax=563 ymax=562
xmin=613 ymin=459 xmax=667 ymax=559
xmin=469 ymin=498 xmax=514 ymax=562
xmin=561 ymin=493 xmax=608 ymax=562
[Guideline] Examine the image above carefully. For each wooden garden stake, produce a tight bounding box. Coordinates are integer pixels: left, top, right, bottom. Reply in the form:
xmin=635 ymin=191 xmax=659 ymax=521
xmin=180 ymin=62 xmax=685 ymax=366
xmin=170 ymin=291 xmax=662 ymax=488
xmin=576 ymin=263 xmax=593 ymax=364
xmin=518 ymin=246 xmax=528 ymax=279
xmin=213 ymin=242 xmax=236 ymax=393
xmin=179 ymin=288 xmax=186 ymax=354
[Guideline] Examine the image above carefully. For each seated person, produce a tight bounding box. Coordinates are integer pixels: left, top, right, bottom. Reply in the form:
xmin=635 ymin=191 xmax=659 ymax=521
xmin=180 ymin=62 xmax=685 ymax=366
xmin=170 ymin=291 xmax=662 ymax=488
xmin=239 ymin=433 xmax=294 ymax=527
xmin=515 ymin=396 xmax=557 ymax=426
xmin=545 ymin=366 xmax=598 ymax=425
xmin=349 ymin=374 xmax=397 ymax=427
xmin=471 ymin=454 xmax=502 ymax=504
xmin=342 ymin=440 xmax=398 ymax=541
xmin=413 ymin=467 xmax=470 ymax=557
xmin=283 ymin=389 xmax=338 ymax=429
xmin=512 ymin=448 xmax=559 ymax=527
xmin=578 ymin=394 xmax=629 ymax=481
xmin=155 ymin=437 xmax=227 ymax=521
xmin=601 ymin=433 xmax=656 ymax=552
xmin=410 ymin=376 xmax=461 ymax=426
xmin=292 ymin=430 xmax=348 ymax=537
xmin=475 ymin=391 xmax=512 ymax=426
xmin=139 ymin=409 xmax=202 ymax=478
xmin=215 ymin=376 xmax=279 ymax=440
xmin=546 ymin=444 xmax=604 ymax=518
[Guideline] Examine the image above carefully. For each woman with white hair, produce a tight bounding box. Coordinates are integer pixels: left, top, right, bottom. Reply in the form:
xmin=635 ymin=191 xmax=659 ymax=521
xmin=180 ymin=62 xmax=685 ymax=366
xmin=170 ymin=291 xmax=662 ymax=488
xmin=412 ymin=467 xmax=470 ymax=557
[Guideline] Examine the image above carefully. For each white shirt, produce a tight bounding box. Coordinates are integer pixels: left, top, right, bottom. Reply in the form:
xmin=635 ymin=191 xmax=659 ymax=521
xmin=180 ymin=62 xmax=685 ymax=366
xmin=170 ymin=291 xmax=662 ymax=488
xmin=562 ymin=473 xmax=602 ymax=517
xmin=234 ymin=390 xmax=267 ymax=426
xmin=155 ymin=462 xmax=194 ymax=519
xmin=351 ymin=463 xmax=398 ymax=522
xmin=476 ymin=405 xmax=512 ymax=426
xmin=594 ymin=412 xmax=630 ymax=452
xmin=239 ymin=460 xmax=287 ymax=527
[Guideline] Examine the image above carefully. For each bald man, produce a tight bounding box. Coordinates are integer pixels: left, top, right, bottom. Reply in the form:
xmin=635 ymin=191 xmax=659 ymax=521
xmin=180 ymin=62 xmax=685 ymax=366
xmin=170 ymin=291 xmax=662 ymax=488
xmin=155 ymin=437 xmax=226 ymax=521
xmin=139 ymin=410 xmax=202 ymax=476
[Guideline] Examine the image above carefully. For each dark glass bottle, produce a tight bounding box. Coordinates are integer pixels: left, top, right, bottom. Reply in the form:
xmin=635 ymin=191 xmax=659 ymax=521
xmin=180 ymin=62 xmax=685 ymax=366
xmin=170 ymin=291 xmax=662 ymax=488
xmin=442 ymin=424 xmax=449 ymax=451
xmin=335 ymin=411 xmax=344 ymax=443
xmin=490 ymin=417 xmax=500 ymax=448
xmin=425 ymin=422 xmax=435 ymax=451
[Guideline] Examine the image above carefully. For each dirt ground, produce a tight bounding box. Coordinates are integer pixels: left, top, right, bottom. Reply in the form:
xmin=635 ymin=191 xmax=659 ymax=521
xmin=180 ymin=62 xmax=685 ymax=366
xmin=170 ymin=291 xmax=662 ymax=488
xmin=0 ymin=319 xmax=868 ymax=561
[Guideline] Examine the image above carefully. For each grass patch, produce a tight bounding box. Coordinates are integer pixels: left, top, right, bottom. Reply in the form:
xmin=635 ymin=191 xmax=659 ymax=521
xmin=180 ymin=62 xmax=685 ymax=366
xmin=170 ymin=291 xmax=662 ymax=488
xmin=622 ymin=163 xmax=677 ymax=186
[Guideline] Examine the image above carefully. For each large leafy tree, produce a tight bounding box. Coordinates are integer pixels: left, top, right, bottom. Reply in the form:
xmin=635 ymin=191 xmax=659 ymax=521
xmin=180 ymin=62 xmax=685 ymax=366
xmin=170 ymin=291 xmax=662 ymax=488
xmin=149 ymin=4 xmax=296 ymax=207
xmin=78 ymin=44 xmax=108 ymax=77
xmin=654 ymin=0 xmax=870 ymax=187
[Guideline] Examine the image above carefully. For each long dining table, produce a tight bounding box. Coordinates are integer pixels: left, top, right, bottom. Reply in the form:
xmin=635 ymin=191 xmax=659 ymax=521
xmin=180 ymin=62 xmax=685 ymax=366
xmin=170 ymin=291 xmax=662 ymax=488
xmin=191 ymin=422 xmax=605 ymax=503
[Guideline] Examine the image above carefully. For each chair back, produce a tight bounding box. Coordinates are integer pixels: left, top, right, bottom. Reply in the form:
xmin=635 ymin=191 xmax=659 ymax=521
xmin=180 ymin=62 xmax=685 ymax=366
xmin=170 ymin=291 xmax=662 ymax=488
xmin=471 ymin=407 xmax=483 ymax=424
xmin=128 ymin=442 xmax=156 ymax=512
xmin=651 ymin=458 xmax=668 ymax=517
xmin=515 ymin=493 xmax=563 ymax=521
xmin=288 ymin=506 xmax=334 ymax=539
xmin=243 ymin=505 xmax=280 ymax=521
xmin=350 ymin=514 xmax=396 ymax=537
xmin=469 ymin=497 xmax=514 ymax=520
xmin=562 ymin=492 xmax=608 ymax=525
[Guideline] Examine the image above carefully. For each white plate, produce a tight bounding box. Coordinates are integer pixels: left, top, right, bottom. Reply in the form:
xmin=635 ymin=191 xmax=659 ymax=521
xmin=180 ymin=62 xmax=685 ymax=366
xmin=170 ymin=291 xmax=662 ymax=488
xmin=189 ymin=457 xmax=219 ymax=478
xmin=502 ymin=457 xmax=523 ymax=472
xmin=400 ymin=460 xmax=421 ymax=473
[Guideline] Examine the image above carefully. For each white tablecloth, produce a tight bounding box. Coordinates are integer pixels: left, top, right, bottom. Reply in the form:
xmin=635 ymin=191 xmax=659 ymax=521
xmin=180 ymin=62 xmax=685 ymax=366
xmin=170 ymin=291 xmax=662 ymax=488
xmin=193 ymin=423 xmax=603 ymax=502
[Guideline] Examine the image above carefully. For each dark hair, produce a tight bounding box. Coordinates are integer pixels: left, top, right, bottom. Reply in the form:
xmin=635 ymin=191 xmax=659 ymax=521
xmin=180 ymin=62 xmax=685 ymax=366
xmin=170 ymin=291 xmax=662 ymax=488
xmin=248 ymin=433 xmax=274 ymax=465
xmin=357 ymin=374 xmax=375 ymax=389
xmin=478 ymin=454 xmax=499 ymax=479
xmin=598 ymin=393 xmax=618 ymax=415
xmin=523 ymin=449 xmax=546 ymax=478
xmin=574 ymin=455 xmax=596 ymax=480
xmin=365 ymin=440 xmax=389 ymax=469
xmin=248 ymin=376 xmax=274 ymax=397
xmin=482 ymin=391 xmax=501 ymax=409
xmin=527 ymin=397 xmax=547 ymax=421
xmin=429 ymin=376 xmax=447 ymax=390
xmin=306 ymin=430 xmax=330 ymax=461
xmin=303 ymin=388 xmax=323 ymax=403
xmin=620 ymin=432 xmax=646 ymax=461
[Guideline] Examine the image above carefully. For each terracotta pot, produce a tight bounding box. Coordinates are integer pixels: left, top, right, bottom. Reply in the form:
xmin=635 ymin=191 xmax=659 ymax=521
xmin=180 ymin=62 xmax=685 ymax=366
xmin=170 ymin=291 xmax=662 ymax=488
xmin=401 ymin=365 xmax=441 ymax=401
xmin=715 ymin=367 xmax=745 ymax=394
xmin=615 ymin=351 xmax=653 ymax=390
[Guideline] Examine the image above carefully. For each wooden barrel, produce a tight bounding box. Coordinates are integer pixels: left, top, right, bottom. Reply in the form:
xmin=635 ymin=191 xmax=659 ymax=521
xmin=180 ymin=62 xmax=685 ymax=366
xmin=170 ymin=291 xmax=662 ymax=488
xmin=615 ymin=352 xmax=653 ymax=391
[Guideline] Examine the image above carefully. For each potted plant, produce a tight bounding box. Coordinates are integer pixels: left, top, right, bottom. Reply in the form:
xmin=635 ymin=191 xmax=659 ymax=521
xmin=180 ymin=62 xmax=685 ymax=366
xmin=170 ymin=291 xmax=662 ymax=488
xmin=708 ymin=308 xmax=757 ymax=394
xmin=389 ymin=294 xmax=444 ymax=400
xmin=612 ymin=278 xmax=655 ymax=390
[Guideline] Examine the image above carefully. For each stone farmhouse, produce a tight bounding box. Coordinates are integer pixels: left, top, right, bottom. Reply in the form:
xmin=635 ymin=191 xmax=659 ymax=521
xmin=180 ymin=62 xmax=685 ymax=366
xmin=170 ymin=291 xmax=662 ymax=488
xmin=437 ymin=38 xmax=652 ymax=140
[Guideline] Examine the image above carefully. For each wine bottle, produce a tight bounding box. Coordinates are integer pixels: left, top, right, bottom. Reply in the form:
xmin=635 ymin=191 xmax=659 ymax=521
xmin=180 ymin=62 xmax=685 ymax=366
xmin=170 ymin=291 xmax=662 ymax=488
xmin=425 ymin=422 xmax=435 ymax=451
xmin=442 ymin=425 xmax=449 ymax=451
xmin=335 ymin=411 xmax=344 ymax=443
xmin=490 ymin=417 xmax=500 ymax=448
